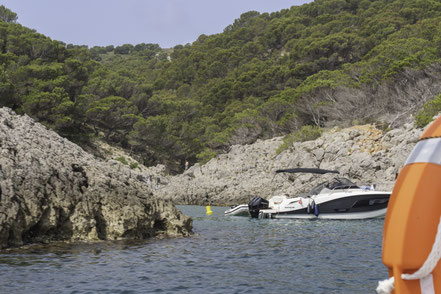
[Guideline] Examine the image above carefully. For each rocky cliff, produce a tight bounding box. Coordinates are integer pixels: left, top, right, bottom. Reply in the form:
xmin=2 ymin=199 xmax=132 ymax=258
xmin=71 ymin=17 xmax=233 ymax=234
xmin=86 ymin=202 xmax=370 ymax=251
xmin=0 ymin=108 xmax=192 ymax=249
xmin=157 ymin=124 xmax=422 ymax=206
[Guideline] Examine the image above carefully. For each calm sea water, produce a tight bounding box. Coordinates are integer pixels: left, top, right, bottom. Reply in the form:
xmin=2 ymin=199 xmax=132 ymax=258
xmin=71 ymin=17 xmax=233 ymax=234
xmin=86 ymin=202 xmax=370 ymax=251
xmin=0 ymin=205 xmax=387 ymax=294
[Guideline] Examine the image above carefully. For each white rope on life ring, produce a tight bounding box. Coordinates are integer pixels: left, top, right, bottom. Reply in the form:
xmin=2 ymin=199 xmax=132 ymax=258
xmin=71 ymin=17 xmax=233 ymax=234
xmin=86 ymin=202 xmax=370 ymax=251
xmin=377 ymin=216 xmax=441 ymax=294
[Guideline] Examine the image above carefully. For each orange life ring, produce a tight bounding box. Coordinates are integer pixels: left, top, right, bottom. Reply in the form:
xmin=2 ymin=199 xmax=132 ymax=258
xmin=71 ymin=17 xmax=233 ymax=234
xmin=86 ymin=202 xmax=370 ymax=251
xmin=381 ymin=116 xmax=441 ymax=293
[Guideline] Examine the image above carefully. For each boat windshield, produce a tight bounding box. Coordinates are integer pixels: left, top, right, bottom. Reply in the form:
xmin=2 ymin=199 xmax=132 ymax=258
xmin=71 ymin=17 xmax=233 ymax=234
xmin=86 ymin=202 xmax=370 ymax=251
xmin=308 ymin=178 xmax=359 ymax=195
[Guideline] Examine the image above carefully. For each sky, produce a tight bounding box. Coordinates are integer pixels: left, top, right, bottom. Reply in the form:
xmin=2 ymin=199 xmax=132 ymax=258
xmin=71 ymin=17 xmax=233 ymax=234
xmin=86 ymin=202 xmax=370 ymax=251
xmin=1 ymin=0 xmax=312 ymax=48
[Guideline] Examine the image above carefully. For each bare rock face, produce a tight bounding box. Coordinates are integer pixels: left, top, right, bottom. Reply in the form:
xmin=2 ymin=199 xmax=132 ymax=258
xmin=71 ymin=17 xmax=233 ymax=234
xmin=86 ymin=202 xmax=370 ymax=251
xmin=157 ymin=124 xmax=423 ymax=206
xmin=0 ymin=108 xmax=192 ymax=249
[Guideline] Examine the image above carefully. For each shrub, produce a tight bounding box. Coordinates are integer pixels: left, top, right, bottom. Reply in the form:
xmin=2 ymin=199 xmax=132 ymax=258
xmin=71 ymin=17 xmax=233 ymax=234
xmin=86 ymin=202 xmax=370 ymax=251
xmin=415 ymin=94 xmax=441 ymax=128
xmin=196 ymin=148 xmax=218 ymax=164
xmin=116 ymin=156 xmax=129 ymax=165
xmin=276 ymin=125 xmax=323 ymax=154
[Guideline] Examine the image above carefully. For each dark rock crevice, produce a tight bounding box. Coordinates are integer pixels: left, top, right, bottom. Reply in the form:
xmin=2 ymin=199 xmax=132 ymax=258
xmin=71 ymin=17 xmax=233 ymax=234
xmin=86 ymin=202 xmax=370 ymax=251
xmin=93 ymin=206 xmax=108 ymax=240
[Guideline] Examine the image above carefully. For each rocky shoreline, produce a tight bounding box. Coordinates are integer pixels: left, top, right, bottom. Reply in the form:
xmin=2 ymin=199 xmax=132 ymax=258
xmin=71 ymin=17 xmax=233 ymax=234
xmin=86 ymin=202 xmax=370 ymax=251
xmin=156 ymin=124 xmax=422 ymax=206
xmin=0 ymin=106 xmax=425 ymax=249
xmin=0 ymin=108 xmax=192 ymax=249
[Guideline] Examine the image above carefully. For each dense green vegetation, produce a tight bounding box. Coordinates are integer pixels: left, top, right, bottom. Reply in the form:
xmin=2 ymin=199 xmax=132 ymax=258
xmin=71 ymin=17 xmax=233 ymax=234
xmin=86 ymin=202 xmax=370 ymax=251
xmin=1 ymin=0 xmax=441 ymax=171
xmin=275 ymin=125 xmax=323 ymax=155
xmin=415 ymin=93 xmax=441 ymax=127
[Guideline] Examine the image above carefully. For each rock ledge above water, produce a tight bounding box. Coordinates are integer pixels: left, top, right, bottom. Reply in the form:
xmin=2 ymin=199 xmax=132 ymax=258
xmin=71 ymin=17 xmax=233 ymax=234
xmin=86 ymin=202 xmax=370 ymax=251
xmin=0 ymin=108 xmax=192 ymax=249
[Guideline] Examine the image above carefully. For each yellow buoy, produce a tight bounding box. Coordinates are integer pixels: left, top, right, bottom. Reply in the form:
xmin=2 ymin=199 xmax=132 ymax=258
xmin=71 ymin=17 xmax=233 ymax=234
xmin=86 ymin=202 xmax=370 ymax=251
xmin=206 ymin=206 xmax=213 ymax=215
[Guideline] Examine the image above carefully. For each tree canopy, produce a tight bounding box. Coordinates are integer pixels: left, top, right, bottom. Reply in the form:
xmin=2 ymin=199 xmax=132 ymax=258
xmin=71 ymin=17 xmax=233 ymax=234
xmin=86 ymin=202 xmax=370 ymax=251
xmin=2 ymin=0 xmax=441 ymax=172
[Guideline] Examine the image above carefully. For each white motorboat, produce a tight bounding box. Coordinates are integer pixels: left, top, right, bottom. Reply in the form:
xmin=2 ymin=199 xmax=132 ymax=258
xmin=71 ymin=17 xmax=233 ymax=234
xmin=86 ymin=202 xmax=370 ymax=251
xmin=248 ymin=168 xmax=391 ymax=220
xmin=224 ymin=204 xmax=250 ymax=216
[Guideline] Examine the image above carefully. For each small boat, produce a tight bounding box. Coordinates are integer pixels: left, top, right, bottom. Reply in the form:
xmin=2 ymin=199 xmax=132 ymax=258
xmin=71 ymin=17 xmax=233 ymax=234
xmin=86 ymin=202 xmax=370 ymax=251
xmin=249 ymin=168 xmax=391 ymax=220
xmin=224 ymin=204 xmax=250 ymax=216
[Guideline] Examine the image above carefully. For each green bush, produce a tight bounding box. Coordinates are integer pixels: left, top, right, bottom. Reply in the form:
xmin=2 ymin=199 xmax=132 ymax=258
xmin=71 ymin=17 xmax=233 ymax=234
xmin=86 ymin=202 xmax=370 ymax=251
xmin=129 ymin=162 xmax=139 ymax=169
xmin=276 ymin=125 xmax=323 ymax=155
xmin=196 ymin=148 xmax=218 ymax=164
xmin=116 ymin=156 xmax=129 ymax=165
xmin=415 ymin=94 xmax=441 ymax=128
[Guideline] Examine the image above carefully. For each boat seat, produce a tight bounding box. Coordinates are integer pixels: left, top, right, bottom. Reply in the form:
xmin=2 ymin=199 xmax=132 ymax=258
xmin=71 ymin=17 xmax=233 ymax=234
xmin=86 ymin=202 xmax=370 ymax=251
xmin=270 ymin=195 xmax=286 ymax=205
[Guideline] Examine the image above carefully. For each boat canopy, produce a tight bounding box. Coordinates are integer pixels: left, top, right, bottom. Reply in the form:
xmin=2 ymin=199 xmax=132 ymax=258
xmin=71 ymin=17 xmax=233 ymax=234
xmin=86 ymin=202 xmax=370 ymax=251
xmin=275 ymin=168 xmax=340 ymax=174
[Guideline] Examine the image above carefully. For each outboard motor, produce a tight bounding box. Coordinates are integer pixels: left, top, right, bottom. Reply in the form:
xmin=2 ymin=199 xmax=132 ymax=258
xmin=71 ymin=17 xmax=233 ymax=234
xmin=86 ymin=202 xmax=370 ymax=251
xmin=248 ymin=196 xmax=269 ymax=218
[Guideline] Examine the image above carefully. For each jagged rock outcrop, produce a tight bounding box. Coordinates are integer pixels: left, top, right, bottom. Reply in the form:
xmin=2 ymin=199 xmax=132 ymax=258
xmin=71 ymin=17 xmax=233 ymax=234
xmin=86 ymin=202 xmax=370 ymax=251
xmin=0 ymin=108 xmax=192 ymax=249
xmin=157 ymin=124 xmax=423 ymax=206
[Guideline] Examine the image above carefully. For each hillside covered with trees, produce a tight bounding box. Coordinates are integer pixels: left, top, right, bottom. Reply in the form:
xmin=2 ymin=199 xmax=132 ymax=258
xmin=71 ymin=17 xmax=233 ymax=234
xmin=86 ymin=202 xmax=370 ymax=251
xmin=1 ymin=0 xmax=441 ymax=172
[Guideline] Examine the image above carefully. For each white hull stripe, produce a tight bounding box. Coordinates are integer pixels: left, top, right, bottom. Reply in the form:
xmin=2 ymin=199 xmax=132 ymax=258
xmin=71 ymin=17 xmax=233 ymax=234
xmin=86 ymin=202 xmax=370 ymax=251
xmin=268 ymin=208 xmax=387 ymax=220
xmin=405 ymin=138 xmax=441 ymax=166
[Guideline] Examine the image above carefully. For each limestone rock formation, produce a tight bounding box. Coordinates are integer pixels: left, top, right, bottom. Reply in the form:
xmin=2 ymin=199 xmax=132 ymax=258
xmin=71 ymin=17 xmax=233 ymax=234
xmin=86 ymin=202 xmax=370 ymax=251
xmin=157 ymin=124 xmax=423 ymax=206
xmin=0 ymin=108 xmax=192 ymax=249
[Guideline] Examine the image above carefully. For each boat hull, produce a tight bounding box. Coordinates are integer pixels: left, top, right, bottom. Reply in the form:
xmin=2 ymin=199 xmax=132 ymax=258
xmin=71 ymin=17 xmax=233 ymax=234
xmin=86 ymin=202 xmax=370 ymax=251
xmin=258 ymin=207 xmax=387 ymax=219
xmin=255 ymin=192 xmax=390 ymax=220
